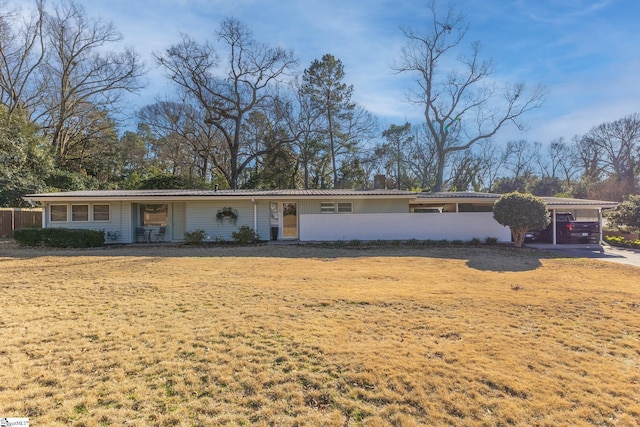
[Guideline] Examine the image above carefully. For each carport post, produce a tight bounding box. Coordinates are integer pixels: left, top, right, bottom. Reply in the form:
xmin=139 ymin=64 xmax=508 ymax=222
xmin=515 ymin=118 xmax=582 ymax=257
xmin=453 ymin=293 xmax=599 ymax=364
xmin=598 ymin=208 xmax=603 ymax=243
xmin=552 ymin=209 xmax=557 ymax=245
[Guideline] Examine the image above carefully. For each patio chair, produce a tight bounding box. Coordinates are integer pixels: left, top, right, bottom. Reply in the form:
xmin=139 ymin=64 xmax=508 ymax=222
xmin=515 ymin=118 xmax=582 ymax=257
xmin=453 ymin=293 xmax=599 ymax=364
xmin=135 ymin=227 xmax=148 ymax=243
xmin=154 ymin=226 xmax=167 ymax=242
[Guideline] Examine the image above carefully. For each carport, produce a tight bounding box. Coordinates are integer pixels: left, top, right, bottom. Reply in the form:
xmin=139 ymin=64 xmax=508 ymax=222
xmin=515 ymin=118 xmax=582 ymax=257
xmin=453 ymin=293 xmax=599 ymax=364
xmin=412 ymin=192 xmax=619 ymax=245
xmin=540 ymin=196 xmax=619 ymax=245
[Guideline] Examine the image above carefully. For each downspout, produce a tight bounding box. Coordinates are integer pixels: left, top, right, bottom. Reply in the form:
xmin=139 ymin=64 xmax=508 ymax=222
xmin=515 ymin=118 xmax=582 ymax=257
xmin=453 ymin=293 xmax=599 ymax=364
xmin=252 ymin=198 xmax=257 ymax=235
xmin=120 ymin=201 xmax=124 ymax=242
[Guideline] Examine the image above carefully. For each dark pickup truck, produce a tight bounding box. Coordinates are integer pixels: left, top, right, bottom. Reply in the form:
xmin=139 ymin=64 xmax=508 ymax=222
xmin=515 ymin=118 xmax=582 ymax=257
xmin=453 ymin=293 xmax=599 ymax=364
xmin=525 ymin=212 xmax=600 ymax=244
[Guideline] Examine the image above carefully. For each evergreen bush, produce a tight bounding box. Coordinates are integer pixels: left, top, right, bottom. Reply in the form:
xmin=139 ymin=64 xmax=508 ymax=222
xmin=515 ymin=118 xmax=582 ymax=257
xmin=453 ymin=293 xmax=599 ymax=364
xmin=14 ymin=228 xmax=105 ymax=248
xmin=231 ymin=226 xmax=259 ymax=244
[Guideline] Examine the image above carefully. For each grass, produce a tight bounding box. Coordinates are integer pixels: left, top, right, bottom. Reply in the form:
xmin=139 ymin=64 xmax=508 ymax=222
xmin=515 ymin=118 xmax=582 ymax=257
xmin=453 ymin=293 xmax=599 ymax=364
xmin=0 ymin=243 xmax=639 ymax=426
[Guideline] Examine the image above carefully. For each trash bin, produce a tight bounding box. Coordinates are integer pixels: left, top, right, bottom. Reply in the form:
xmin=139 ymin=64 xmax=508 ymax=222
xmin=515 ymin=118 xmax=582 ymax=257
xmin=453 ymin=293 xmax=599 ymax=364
xmin=270 ymin=226 xmax=278 ymax=241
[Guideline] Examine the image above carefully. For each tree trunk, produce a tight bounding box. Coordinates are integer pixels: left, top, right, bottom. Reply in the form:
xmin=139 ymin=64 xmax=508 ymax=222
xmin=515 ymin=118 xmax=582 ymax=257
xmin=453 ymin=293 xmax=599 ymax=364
xmin=433 ymin=152 xmax=446 ymax=192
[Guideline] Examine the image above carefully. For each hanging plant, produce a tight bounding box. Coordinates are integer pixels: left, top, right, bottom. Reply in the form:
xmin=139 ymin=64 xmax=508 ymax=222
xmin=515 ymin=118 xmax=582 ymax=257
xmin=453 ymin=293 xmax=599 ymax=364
xmin=216 ymin=207 xmax=238 ymax=224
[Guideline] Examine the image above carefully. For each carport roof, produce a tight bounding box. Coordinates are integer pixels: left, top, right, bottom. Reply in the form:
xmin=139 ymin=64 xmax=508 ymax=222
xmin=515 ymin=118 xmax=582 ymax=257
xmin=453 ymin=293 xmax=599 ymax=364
xmin=415 ymin=192 xmax=618 ymax=210
xmin=540 ymin=196 xmax=618 ymax=210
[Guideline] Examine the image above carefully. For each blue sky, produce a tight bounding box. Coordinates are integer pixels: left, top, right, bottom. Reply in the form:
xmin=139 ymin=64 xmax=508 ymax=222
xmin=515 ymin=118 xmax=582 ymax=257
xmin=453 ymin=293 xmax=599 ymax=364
xmin=13 ymin=0 xmax=640 ymax=144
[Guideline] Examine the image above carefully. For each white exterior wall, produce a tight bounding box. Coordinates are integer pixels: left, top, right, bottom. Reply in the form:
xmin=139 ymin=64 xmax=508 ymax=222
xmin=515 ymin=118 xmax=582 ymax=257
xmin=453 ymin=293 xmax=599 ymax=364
xmin=299 ymin=212 xmax=511 ymax=242
xmin=186 ymin=200 xmax=259 ymax=241
xmin=299 ymin=198 xmax=408 ymax=214
xmin=44 ymin=201 xmax=132 ymax=243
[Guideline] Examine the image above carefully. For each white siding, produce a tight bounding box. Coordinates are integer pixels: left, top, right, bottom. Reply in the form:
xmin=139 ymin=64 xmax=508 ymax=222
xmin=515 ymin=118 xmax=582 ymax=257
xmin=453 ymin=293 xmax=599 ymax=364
xmin=45 ymin=201 xmax=132 ymax=243
xmin=300 ymin=212 xmax=511 ymax=242
xmin=186 ymin=200 xmax=258 ymax=241
xmin=299 ymin=198 xmax=408 ymax=214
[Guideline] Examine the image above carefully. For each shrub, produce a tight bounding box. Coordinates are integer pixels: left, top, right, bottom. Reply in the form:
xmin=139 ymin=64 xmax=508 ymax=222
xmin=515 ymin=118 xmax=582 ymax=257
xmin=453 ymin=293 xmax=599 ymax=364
xmin=484 ymin=236 xmax=499 ymax=245
xmin=493 ymin=192 xmax=548 ymax=248
xmin=604 ymin=235 xmax=640 ymax=249
xmin=231 ymin=226 xmax=259 ymax=245
xmin=606 ymin=195 xmax=640 ymax=234
xmin=184 ymin=230 xmax=206 ymax=245
xmin=13 ymin=228 xmax=41 ymax=246
xmin=348 ymin=239 xmax=362 ymax=247
xmin=469 ymin=237 xmax=481 ymax=245
xmin=14 ymin=228 xmax=104 ymax=248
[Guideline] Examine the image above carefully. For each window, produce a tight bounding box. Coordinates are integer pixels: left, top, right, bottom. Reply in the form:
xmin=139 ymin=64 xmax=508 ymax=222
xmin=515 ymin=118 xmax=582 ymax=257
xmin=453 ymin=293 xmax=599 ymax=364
xmin=337 ymin=202 xmax=352 ymax=213
xmin=93 ymin=204 xmax=110 ymax=221
xmin=71 ymin=205 xmax=89 ymax=221
xmin=320 ymin=202 xmax=336 ymax=213
xmin=50 ymin=205 xmax=67 ymax=222
xmin=413 ymin=207 xmax=443 ymax=213
xmin=141 ymin=204 xmax=168 ymax=226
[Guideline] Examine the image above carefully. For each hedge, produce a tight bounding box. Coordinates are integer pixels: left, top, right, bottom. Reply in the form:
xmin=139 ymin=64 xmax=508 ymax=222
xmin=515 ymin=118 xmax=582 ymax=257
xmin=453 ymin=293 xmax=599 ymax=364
xmin=14 ymin=228 xmax=105 ymax=248
xmin=604 ymin=235 xmax=640 ymax=250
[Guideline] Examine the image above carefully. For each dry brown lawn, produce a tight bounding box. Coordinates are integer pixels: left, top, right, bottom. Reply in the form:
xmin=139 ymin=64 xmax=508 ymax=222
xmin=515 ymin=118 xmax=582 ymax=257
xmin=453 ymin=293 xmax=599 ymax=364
xmin=0 ymin=242 xmax=639 ymax=426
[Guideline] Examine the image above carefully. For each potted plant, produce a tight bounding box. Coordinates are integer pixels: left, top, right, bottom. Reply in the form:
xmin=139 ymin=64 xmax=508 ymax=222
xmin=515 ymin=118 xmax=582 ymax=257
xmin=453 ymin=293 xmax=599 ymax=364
xmin=216 ymin=207 xmax=238 ymax=224
xmin=106 ymin=230 xmax=120 ymax=241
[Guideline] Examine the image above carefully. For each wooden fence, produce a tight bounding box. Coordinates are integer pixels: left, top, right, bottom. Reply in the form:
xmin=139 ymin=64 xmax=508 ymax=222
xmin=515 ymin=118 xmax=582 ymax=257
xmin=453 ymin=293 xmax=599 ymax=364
xmin=0 ymin=208 xmax=42 ymax=237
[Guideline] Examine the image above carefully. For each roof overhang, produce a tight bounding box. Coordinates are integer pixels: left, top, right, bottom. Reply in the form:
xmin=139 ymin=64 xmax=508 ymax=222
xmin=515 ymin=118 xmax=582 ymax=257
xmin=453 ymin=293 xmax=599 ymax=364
xmin=541 ymin=197 xmax=619 ymax=211
xmin=412 ymin=192 xmax=618 ymax=210
xmin=24 ymin=189 xmax=419 ymax=203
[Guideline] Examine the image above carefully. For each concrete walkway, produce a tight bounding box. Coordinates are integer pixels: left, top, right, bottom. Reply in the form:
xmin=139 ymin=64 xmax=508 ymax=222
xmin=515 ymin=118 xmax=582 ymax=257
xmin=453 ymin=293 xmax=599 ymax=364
xmin=527 ymin=243 xmax=640 ymax=268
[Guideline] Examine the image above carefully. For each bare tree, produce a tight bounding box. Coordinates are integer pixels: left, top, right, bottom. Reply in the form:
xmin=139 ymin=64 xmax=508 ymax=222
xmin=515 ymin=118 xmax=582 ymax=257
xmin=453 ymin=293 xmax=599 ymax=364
xmin=0 ymin=0 xmax=46 ymax=118
xmin=543 ymin=137 xmax=580 ymax=185
xmin=472 ymin=139 xmax=506 ymax=192
xmin=156 ymin=19 xmax=297 ymax=189
xmin=404 ymin=123 xmax=438 ymax=190
xmin=393 ymin=2 xmax=546 ymax=191
xmin=38 ymin=0 xmax=145 ymax=165
xmin=503 ymin=140 xmax=540 ymax=179
xmin=584 ymin=113 xmax=640 ymax=192
xmin=572 ymin=133 xmax=605 ymax=184
xmin=138 ymin=99 xmax=222 ymax=182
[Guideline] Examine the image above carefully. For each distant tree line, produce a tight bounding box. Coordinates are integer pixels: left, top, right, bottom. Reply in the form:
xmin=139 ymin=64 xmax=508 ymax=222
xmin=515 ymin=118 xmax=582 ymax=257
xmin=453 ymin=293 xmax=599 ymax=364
xmin=1 ymin=1 xmax=638 ymax=206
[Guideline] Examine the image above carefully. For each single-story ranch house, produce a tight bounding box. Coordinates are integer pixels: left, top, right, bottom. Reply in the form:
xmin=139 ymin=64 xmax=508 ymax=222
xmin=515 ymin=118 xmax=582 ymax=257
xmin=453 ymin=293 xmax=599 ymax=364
xmin=24 ymin=190 xmax=618 ymax=244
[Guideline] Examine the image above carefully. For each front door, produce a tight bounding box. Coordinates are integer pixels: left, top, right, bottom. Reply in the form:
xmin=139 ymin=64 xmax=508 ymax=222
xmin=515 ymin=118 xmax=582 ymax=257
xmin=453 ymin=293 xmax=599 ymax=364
xmin=282 ymin=202 xmax=298 ymax=239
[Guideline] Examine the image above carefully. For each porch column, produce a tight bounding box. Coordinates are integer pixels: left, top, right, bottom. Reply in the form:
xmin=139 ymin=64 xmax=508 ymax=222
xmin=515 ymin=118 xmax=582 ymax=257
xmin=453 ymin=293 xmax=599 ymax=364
xmin=252 ymin=198 xmax=257 ymax=233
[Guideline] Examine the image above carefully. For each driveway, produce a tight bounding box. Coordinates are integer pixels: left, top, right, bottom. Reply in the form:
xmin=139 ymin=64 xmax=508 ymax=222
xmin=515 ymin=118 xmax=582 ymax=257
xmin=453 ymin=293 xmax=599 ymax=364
xmin=527 ymin=243 xmax=640 ymax=268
